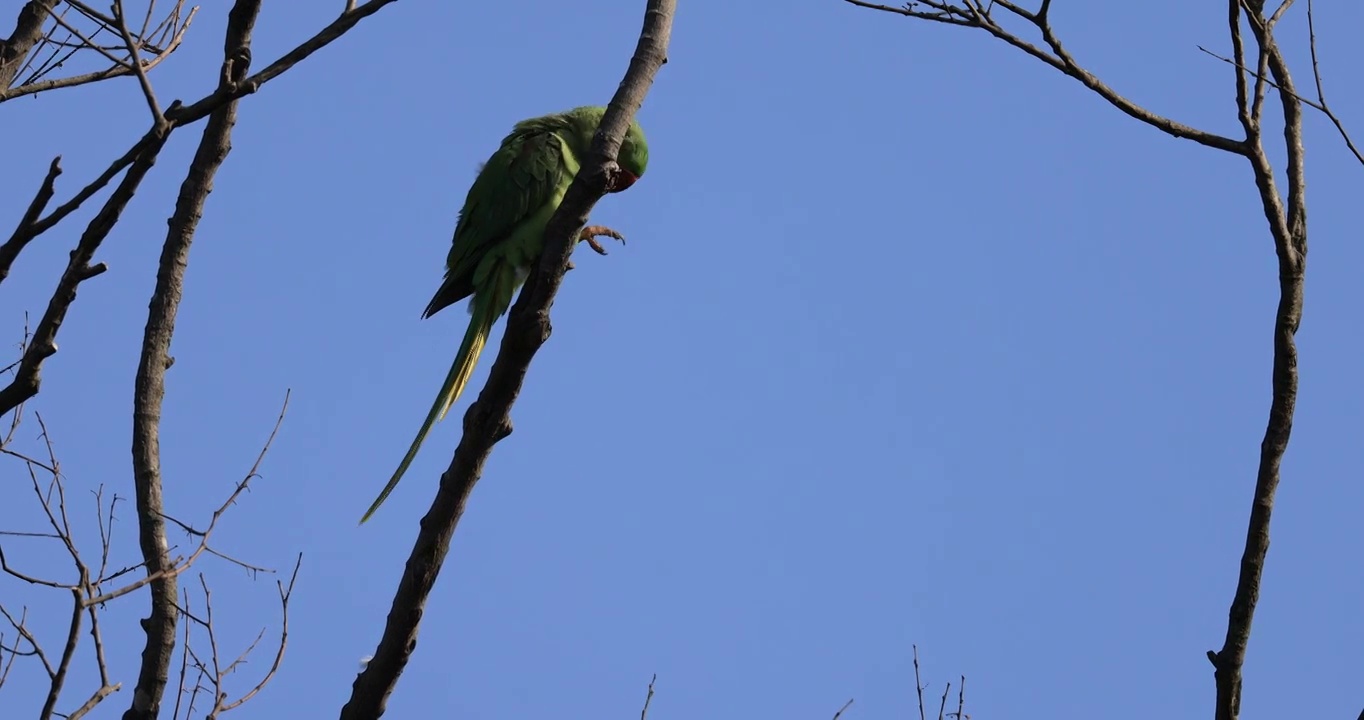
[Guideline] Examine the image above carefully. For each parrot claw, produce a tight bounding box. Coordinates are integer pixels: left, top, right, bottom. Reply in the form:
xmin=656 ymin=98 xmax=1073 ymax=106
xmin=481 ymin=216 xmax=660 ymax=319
xmin=578 ymin=225 xmax=626 ymax=256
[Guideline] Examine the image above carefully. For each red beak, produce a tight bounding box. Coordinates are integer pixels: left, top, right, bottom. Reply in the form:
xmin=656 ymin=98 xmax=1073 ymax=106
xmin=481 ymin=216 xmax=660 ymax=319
xmin=611 ymin=170 xmax=639 ymax=193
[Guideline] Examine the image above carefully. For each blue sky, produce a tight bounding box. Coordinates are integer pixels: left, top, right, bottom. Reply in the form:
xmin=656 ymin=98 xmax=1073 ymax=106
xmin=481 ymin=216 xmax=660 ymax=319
xmin=3 ymin=1 xmax=1362 ymax=718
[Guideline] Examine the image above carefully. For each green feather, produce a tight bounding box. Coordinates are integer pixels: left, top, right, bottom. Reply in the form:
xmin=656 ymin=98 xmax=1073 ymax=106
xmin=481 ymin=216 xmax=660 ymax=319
xmin=359 ymin=106 xmax=649 ymax=524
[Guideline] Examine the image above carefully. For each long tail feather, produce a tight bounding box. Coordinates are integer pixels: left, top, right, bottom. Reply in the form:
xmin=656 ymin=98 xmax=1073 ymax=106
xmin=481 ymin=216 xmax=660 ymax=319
xmin=358 ymin=301 xmax=496 ymax=524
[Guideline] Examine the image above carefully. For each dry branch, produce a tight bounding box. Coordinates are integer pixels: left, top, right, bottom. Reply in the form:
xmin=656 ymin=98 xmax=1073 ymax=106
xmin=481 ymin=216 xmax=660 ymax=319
xmin=339 ymin=1 xmax=675 ymax=717
xmin=1 ymin=134 xmax=159 ymax=288
xmin=0 ymin=393 xmax=289 ymax=716
xmin=0 ymin=414 xmax=121 ymax=719
xmin=839 ymin=2 xmax=1353 ymax=719
xmin=0 ymin=128 xmax=168 ymax=417
xmin=165 ymin=0 xmax=403 ymax=125
xmin=639 ymin=674 xmax=657 ymax=720
xmin=124 ymin=1 xmax=260 ymax=715
xmin=167 ymin=554 xmax=298 ymax=720
xmin=1 ymin=0 xmax=404 ymax=413
xmin=0 ymin=158 xmax=62 ymax=284
xmin=0 ymin=1 xmax=61 ymax=88
xmin=4 ymin=0 xmax=408 ymax=718
xmin=1 ymin=0 xmax=196 ymax=102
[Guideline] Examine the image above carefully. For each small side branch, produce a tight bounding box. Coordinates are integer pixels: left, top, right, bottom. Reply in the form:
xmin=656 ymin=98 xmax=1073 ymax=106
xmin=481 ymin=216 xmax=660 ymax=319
xmin=0 ymin=128 xmax=168 ymax=417
xmin=639 ymin=674 xmax=657 ymax=720
xmin=839 ymin=0 xmax=1246 ymax=153
xmin=111 ymin=0 xmax=165 ymax=125
xmin=840 ymin=3 xmax=1334 ymax=720
xmin=0 ymin=157 xmax=62 ymax=284
xmin=0 ymin=0 xmax=197 ymax=102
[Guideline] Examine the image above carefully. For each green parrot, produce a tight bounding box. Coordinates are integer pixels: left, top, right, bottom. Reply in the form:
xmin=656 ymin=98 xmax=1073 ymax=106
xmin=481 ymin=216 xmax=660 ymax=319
xmin=359 ymin=105 xmax=649 ymax=523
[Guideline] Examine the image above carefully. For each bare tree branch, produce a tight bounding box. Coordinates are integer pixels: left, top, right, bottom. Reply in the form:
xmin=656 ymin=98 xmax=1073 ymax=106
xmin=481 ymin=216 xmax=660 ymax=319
xmin=1 ymin=134 xmax=159 ymax=288
xmin=111 ymin=0 xmax=165 ymax=125
xmin=0 ymin=128 xmax=167 ymax=416
xmin=1285 ymin=0 xmax=1358 ymax=165
xmin=913 ymin=644 xmax=927 ymax=720
xmin=0 ymin=605 xmax=52 ymax=677
xmin=166 ymin=0 xmax=403 ymax=125
xmin=639 ymin=674 xmax=657 ymax=720
xmin=841 ymin=0 xmax=1246 ymax=152
xmin=1 ymin=0 xmax=404 ymax=413
xmin=0 ymin=414 xmax=122 ymax=717
xmin=38 ymin=588 xmax=84 ymax=720
xmin=339 ymin=1 xmax=674 ymax=716
xmin=841 ymin=2 xmax=1348 ymax=720
xmin=0 ymin=0 xmax=60 ymax=88
xmin=43 ymin=8 xmax=130 ymax=70
xmin=2 ymin=0 xmax=411 ymax=716
xmin=124 ymin=3 xmax=260 ymax=712
xmin=67 ymin=682 xmax=120 ymax=720
xmin=213 ymin=554 xmax=300 ymax=714
xmin=1205 ymin=6 xmax=1307 ymax=720
xmin=0 ymin=157 xmax=62 ymax=284
xmin=1 ymin=1 xmax=196 ymax=102
xmin=0 ymin=5 xmax=196 ymax=102
xmin=1197 ymin=3 xmax=1360 ymax=165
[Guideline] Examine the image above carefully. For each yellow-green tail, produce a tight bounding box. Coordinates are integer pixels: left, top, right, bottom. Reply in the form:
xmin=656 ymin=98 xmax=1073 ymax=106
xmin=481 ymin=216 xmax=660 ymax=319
xmin=358 ymin=302 xmax=495 ymax=524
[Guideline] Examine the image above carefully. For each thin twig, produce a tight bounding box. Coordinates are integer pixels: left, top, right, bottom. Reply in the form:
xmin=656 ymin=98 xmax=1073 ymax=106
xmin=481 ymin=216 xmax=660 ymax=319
xmin=0 ymin=6 xmax=197 ymax=102
xmin=41 ymin=8 xmax=129 ymax=69
xmin=913 ymin=644 xmax=927 ymax=720
xmin=0 ymin=156 xmax=62 ymax=284
xmin=111 ymin=0 xmax=165 ymax=124
xmin=839 ymin=3 xmax=1326 ymax=720
xmin=0 ymin=128 xmax=168 ymax=416
xmin=166 ymin=0 xmax=404 ymax=124
xmin=1302 ymin=0 xmax=1362 ymax=164
xmin=840 ymin=0 xmax=1246 ymax=153
xmin=0 ymin=605 xmax=52 ymax=677
xmin=1196 ymin=40 xmax=1362 ymax=164
xmin=64 ymin=682 xmax=120 ymax=720
xmin=214 ymin=554 xmax=301 ymax=713
xmin=37 ymin=588 xmax=84 ymax=720
xmin=89 ymin=390 xmax=289 ymax=609
xmin=639 ymin=674 xmax=656 ymax=720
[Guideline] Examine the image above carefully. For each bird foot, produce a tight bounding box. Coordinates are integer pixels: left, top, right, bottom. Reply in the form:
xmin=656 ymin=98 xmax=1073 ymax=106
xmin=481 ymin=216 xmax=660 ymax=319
xmin=578 ymin=225 xmax=626 ymax=256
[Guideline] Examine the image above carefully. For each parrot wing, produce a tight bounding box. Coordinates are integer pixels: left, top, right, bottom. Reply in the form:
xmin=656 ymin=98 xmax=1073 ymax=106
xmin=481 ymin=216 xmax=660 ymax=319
xmin=424 ymin=119 xmax=581 ymax=318
xmin=360 ymin=117 xmax=582 ymax=524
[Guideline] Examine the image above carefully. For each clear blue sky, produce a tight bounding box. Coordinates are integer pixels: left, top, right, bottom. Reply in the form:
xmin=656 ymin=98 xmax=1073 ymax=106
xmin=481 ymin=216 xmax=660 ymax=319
xmin=3 ymin=1 xmax=1362 ymax=718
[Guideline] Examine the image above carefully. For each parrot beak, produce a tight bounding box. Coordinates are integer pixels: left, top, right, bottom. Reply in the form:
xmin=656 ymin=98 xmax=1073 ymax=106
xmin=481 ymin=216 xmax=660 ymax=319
xmin=610 ymin=170 xmax=639 ymax=193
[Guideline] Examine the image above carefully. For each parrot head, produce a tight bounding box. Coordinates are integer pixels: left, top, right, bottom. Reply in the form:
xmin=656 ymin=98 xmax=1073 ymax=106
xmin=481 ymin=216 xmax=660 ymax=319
xmin=612 ymin=119 xmax=649 ymax=193
xmin=561 ymin=106 xmax=648 ymax=193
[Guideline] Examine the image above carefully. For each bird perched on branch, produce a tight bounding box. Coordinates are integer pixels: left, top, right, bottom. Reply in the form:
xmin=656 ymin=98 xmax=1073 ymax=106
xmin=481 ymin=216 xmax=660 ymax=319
xmin=360 ymin=105 xmax=650 ymax=524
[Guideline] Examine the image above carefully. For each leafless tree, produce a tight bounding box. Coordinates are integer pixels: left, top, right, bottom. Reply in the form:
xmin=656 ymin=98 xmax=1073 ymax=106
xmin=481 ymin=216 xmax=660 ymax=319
xmin=839 ymin=1 xmax=1361 ymax=719
xmin=1 ymin=0 xmax=676 ymax=717
xmin=1 ymin=1 xmax=399 ymax=718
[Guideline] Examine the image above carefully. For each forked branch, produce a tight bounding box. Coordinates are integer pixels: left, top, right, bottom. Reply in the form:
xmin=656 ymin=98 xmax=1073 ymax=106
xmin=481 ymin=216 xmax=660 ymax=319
xmin=0 ymin=0 xmax=196 ymax=101
xmin=838 ymin=2 xmax=1348 ymax=720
